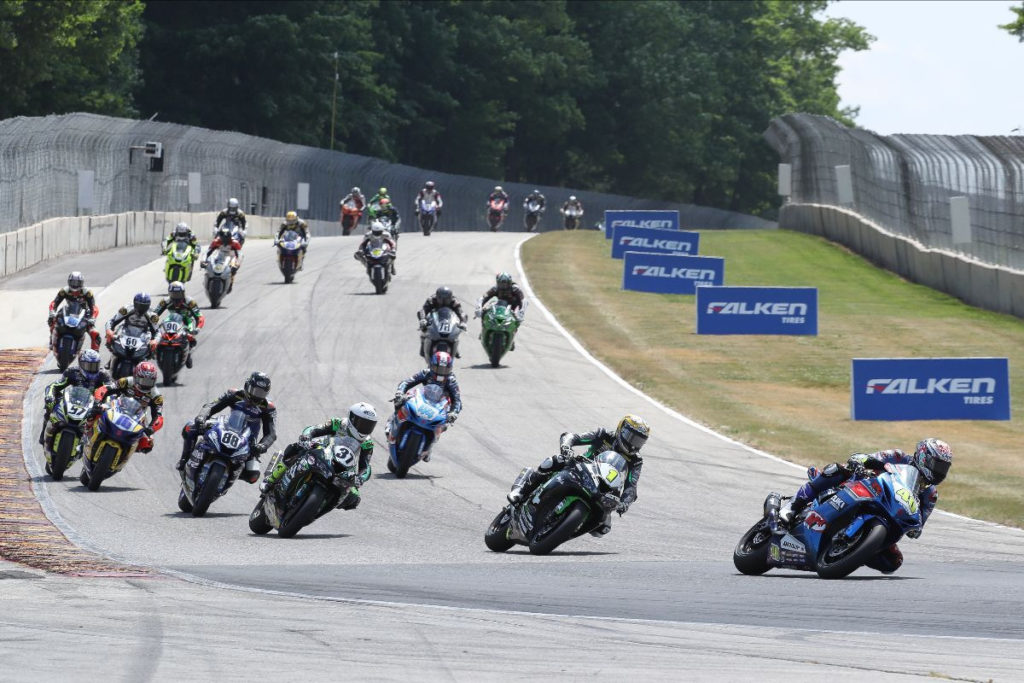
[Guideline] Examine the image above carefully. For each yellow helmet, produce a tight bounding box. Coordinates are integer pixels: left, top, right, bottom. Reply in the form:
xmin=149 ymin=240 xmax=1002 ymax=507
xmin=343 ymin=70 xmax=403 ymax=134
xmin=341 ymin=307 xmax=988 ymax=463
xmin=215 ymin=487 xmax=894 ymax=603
xmin=614 ymin=414 xmax=650 ymax=456
xmin=285 ymin=211 xmax=298 ymax=225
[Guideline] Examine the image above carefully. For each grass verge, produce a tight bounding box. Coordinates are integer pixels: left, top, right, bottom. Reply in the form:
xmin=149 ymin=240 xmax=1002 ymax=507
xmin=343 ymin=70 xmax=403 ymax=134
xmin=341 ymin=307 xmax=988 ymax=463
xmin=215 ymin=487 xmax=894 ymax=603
xmin=521 ymin=229 xmax=1024 ymax=528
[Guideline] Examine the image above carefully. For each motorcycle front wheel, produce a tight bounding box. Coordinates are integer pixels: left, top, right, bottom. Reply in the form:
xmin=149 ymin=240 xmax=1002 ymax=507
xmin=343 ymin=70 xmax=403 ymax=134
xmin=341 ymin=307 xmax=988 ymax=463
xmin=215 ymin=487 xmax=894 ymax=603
xmin=485 ymin=508 xmax=516 ymax=552
xmin=49 ymin=430 xmax=77 ymax=481
xmin=248 ymin=498 xmax=273 ymax=535
xmin=733 ymin=518 xmax=773 ymax=575
xmin=278 ymin=484 xmax=326 ymax=538
xmin=87 ymin=444 xmax=118 ymax=491
xmin=816 ymin=519 xmax=887 ymax=579
xmin=191 ymin=461 xmax=227 ymax=517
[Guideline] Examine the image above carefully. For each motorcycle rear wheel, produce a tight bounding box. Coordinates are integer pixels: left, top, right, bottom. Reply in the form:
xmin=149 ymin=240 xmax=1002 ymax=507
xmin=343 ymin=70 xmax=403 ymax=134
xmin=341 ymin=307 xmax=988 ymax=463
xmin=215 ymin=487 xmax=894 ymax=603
xmin=279 ymin=485 xmax=326 ymax=538
xmin=57 ymin=344 xmax=75 ymax=372
xmin=485 ymin=508 xmax=516 ymax=552
xmin=816 ymin=519 xmax=887 ymax=579
xmin=191 ymin=462 xmax=226 ymax=517
xmin=529 ymin=501 xmax=588 ymax=556
xmin=87 ymin=444 xmax=118 ymax=491
xmin=733 ymin=518 xmax=773 ymax=575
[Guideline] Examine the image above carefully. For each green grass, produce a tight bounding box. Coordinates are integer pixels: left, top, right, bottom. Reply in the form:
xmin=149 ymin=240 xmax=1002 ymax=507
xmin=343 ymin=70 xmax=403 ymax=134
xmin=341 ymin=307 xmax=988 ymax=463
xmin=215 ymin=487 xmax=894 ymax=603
xmin=522 ymin=229 xmax=1024 ymax=527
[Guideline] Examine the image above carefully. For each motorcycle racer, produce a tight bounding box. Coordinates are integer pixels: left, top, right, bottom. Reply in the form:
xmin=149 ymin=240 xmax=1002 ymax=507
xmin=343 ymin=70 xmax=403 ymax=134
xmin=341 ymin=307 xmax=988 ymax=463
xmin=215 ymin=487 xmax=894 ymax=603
xmin=153 ymin=281 xmax=204 ymax=369
xmin=39 ymin=349 xmax=111 ymax=448
xmin=561 ymin=195 xmax=584 ymax=215
xmin=355 ymin=221 xmax=397 ymax=275
xmin=393 ymin=352 xmax=461 ymax=462
xmin=506 ymin=415 xmax=651 ymax=536
xmin=204 ymin=225 xmax=242 ymax=289
xmin=176 ymin=372 xmax=277 ymax=472
xmin=275 ymin=211 xmax=310 ymax=270
xmin=163 ymin=222 xmax=200 ymax=253
xmin=215 ymin=197 xmax=247 ymax=233
xmin=105 ymin=292 xmax=159 ymax=350
xmin=523 ymin=189 xmax=546 ymax=212
xmin=260 ymin=404 xmax=379 ymax=511
xmin=94 ymin=362 xmax=164 ymax=453
xmin=488 ymin=185 xmax=509 ymax=205
xmin=341 ymin=186 xmax=366 ymax=211
xmin=415 ymin=180 xmax=443 ymax=218
xmin=777 ymin=438 xmax=952 ymax=574
xmin=369 ymin=187 xmax=390 ymax=207
xmin=417 ymin=286 xmax=468 ymax=357
xmin=475 ymin=272 xmax=527 ymax=351
xmin=48 ymin=271 xmax=101 ymax=351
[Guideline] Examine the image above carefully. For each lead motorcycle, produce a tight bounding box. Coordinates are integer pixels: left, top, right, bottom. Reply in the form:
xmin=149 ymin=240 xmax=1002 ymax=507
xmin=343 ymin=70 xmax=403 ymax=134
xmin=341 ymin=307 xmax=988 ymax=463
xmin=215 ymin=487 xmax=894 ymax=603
xmin=485 ymin=450 xmax=627 ymax=555
xmin=418 ymin=197 xmax=439 ymax=236
xmin=733 ymin=463 xmax=925 ymax=579
xmin=384 ymin=384 xmax=449 ymax=478
xmin=108 ymin=322 xmax=152 ymax=380
xmin=51 ymin=300 xmax=92 ymax=371
xmin=487 ymin=197 xmax=508 ymax=232
xmin=276 ymin=228 xmax=306 ymax=284
xmin=44 ymin=385 xmax=95 ymax=480
xmin=562 ymin=205 xmax=583 ymax=230
xmin=359 ymin=228 xmax=395 ymax=294
xmin=249 ymin=435 xmax=361 ymax=538
xmin=420 ymin=307 xmax=464 ymax=360
xmin=177 ymin=408 xmax=261 ymax=517
xmin=80 ymin=394 xmax=151 ymax=491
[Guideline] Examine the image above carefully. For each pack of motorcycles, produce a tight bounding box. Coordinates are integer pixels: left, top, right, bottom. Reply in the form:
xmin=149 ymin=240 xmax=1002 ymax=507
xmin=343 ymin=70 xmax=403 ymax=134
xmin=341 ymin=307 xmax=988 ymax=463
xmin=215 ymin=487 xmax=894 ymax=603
xmin=39 ymin=215 xmax=927 ymax=572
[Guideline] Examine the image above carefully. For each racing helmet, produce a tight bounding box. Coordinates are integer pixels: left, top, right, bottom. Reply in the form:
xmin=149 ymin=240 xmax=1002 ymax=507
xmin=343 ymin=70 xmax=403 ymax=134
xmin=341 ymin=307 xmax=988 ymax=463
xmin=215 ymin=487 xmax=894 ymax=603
xmin=346 ymin=402 xmax=378 ymax=441
xmin=435 ymin=286 xmax=454 ymax=307
xmin=494 ymin=186 xmax=503 ymax=193
xmin=285 ymin=210 xmax=298 ymax=225
xmin=351 ymin=186 xmax=361 ymax=195
xmin=496 ymin=272 xmax=513 ymax=296
xmin=370 ymin=221 xmax=385 ymax=237
xmin=133 ymin=292 xmax=151 ymax=316
xmin=569 ymin=195 xmax=577 ymax=202
xmin=216 ymin=226 xmax=233 ymax=243
xmin=174 ymin=222 xmax=190 ymax=239
xmin=244 ymin=371 xmax=271 ymax=403
xmin=425 ymin=180 xmax=435 ymax=190
xmin=168 ymin=281 xmax=186 ymax=303
xmin=430 ymin=351 xmax=453 ymax=378
xmin=227 ymin=197 xmax=240 ymax=212
xmin=913 ymin=438 xmax=952 ymax=486
xmin=133 ymin=361 xmax=158 ymax=392
xmin=613 ymin=414 xmax=650 ymax=457
xmin=78 ymin=349 xmax=101 ymax=381
xmin=378 ymin=187 xmax=388 ymax=196
xmin=67 ymin=271 xmax=84 ymax=293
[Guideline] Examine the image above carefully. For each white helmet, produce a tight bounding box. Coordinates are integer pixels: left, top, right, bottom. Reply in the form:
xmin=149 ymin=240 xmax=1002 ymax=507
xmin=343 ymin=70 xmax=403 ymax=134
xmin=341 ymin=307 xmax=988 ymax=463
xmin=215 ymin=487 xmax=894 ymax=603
xmin=347 ymin=402 xmax=378 ymax=441
xmin=227 ymin=197 xmax=239 ymax=210
xmin=370 ymin=220 xmax=386 ymax=236
xmin=569 ymin=195 xmax=577 ymax=202
xmin=494 ymin=186 xmax=503 ymax=193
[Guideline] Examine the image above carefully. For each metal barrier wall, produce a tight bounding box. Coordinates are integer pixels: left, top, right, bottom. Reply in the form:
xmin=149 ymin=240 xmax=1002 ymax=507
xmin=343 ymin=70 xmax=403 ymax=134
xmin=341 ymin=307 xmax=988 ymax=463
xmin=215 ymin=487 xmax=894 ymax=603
xmin=0 ymin=113 xmax=774 ymax=236
xmin=766 ymin=113 xmax=1024 ymax=271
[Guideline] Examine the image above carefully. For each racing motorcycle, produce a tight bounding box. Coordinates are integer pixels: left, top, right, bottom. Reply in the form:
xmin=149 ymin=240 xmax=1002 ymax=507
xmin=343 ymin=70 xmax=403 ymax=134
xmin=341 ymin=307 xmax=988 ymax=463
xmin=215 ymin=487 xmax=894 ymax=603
xmin=43 ymin=385 xmax=95 ymax=480
xmin=485 ymin=450 xmax=628 ymax=555
xmin=359 ymin=229 xmax=394 ymax=295
xmin=479 ymin=298 xmax=519 ymax=367
xmin=562 ymin=205 xmax=583 ymax=230
xmin=276 ymin=228 xmax=306 ymax=284
xmin=80 ymin=394 xmax=151 ymax=491
xmin=523 ymin=199 xmax=543 ymax=232
xmin=164 ymin=240 xmax=198 ymax=284
xmin=203 ymin=244 xmax=235 ymax=308
xmin=217 ymin=218 xmax=246 ymax=246
xmin=178 ymin=408 xmax=261 ymax=517
xmin=153 ymin=312 xmax=196 ymax=386
xmin=108 ymin=322 xmax=152 ymax=380
xmin=418 ymin=197 xmax=439 ymax=236
xmin=487 ymin=197 xmax=508 ymax=232
xmin=420 ymin=307 xmax=464 ymax=360
xmin=249 ymin=435 xmax=361 ymax=538
xmin=340 ymin=199 xmax=363 ymax=236
xmin=51 ymin=300 xmax=91 ymax=371
xmin=733 ymin=463 xmax=925 ymax=579
xmin=384 ymin=384 xmax=449 ymax=478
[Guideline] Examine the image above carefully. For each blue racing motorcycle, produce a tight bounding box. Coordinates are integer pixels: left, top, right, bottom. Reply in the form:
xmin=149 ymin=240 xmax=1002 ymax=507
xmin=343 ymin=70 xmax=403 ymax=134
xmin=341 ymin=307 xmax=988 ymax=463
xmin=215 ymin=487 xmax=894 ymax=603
xmin=177 ymin=408 xmax=261 ymax=517
xmin=384 ymin=384 xmax=449 ymax=478
xmin=734 ymin=462 xmax=924 ymax=579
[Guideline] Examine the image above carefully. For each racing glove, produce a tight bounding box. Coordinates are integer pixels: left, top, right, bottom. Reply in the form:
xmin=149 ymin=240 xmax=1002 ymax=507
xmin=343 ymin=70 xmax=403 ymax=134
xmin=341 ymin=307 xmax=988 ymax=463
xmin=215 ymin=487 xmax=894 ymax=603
xmin=446 ymin=412 xmax=458 ymax=425
xmin=252 ymin=443 xmax=267 ymax=457
xmin=907 ymin=528 xmax=922 ymax=539
xmin=393 ymin=392 xmax=405 ymax=407
xmin=616 ymin=501 xmax=630 ymax=516
xmin=559 ymin=445 xmax=575 ymax=460
xmin=847 ymin=453 xmax=883 ymax=471
xmin=418 ymin=319 xmax=428 ymax=331
xmin=143 ymin=427 xmax=155 ymax=437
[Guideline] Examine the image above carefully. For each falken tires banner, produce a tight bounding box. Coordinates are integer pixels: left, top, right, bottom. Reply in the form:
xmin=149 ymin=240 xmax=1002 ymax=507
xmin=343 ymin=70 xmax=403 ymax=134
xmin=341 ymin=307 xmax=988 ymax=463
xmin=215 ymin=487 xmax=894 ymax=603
xmin=604 ymin=210 xmax=679 ymax=239
xmin=610 ymin=225 xmax=700 ymax=259
xmin=622 ymin=252 xmax=724 ymax=294
xmin=696 ymin=286 xmax=818 ymax=335
xmin=851 ymin=357 xmax=1010 ymax=421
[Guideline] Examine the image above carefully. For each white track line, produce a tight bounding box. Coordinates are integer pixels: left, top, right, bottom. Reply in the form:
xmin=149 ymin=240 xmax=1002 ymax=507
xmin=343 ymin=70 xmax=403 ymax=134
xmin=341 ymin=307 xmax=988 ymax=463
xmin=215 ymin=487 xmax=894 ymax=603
xmin=512 ymin=233 xmax=1023 ymax=533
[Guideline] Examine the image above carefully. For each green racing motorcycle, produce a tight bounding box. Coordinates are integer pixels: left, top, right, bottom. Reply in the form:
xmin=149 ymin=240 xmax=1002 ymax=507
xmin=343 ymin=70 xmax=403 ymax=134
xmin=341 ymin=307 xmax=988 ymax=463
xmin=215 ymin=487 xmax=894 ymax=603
xmin=479 ymin=297 xmax=520 ymax=367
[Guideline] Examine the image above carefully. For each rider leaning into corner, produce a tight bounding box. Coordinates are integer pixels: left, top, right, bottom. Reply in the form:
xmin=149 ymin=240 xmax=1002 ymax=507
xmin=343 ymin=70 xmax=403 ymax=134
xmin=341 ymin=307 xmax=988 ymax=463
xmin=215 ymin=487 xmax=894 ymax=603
xmin=39 ymin=349 xmax=111 ymax=448
xmin=104 ymin=292 xmax=159 ymax=352
xmin=777 ymin=438 xmax=953 ymax=574
xmin=260 ymin=403 xmax=379 ymax=511
xmin=507 ymin=414 xmax=651 ymax=537
xmin=94 ymin=361 xmax=164 ymax=454
xmin=176 ymin=371 xmax=277 ymax=473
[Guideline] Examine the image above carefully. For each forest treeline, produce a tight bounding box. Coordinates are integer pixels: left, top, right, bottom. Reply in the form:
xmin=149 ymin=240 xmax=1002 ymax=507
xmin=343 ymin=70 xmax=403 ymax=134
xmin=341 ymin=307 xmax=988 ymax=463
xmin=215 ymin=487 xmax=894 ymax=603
xmin=0 ymin=0 xmax=871 ymax=216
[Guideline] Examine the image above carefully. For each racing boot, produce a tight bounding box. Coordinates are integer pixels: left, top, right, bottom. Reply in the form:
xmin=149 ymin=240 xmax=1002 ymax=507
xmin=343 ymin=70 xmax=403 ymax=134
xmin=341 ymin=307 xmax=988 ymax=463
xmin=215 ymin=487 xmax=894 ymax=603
xmin=88 ymin=329 xmax=102 ymax=351
xmin=778 ymin=492 xmax=811 ymax=527
xmin=506 ymin=467 xmax=544 ymax=505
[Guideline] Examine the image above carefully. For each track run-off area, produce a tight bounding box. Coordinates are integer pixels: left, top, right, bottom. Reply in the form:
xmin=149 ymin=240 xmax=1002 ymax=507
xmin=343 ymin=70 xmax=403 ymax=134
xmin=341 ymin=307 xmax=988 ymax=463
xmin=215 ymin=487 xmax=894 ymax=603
xmin=3 ymin=232 xmax=1023 ymax=680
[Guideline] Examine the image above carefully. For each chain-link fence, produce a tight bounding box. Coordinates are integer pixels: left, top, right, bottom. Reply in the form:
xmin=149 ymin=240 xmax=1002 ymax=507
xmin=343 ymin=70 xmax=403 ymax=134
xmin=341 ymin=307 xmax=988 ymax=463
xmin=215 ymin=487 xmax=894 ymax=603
xmin=0 ymin=113 xmax=773 ymax=236
xmin=766 ymin=113 xmax=1024 ymax=270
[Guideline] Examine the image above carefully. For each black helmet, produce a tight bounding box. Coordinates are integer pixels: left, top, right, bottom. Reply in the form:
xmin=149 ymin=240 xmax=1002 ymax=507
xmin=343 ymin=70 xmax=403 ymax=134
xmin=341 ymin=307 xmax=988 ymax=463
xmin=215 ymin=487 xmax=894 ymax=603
xmin=435 ymin=286 xmax=454 ymax=307
xmin=133 ymin=292 xmax=151 ymax=316
xmin=913 ymin=438 xmax=952 ymax=486
xmin=244 ymin=371 xmax=271 ymax=403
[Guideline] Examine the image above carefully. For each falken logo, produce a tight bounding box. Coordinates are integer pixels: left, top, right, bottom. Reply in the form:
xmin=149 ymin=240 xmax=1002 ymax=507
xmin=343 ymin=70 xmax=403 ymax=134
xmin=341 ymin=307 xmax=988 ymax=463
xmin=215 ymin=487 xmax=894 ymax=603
xmin=865 ymin=377 xmax=997 ymax=395
xmin=706 ymin=302 xmax=808 ymax=316
xmin=618 ymin=236 xmax=692 ymax=252
xmin=611 ymin=219 xmax=675 ymax=229
xmin=631 ymin=265 xmax=715 ymax=279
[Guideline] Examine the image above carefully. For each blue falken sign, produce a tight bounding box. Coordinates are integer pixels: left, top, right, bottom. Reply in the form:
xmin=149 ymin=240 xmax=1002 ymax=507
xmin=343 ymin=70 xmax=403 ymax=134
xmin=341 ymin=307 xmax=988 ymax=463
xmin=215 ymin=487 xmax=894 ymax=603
xmin=696 ymin=286 xmax=818 ymax=335
xmin=611 ymin=226 xmax=700 ymax=259
xmin=851 ymin=357 xmax=1010 ymax=421
xmin=622 ymin=252 xmax=724 ymax=294
xmin=604 ymin=210 xmax=679 ymax=239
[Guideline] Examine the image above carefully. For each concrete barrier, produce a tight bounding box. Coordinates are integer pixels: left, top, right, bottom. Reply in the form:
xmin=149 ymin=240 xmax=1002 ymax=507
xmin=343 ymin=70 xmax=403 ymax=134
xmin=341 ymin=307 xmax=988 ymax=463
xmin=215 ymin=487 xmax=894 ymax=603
xmin=780 ymin=203 xmax=1024 ymax=320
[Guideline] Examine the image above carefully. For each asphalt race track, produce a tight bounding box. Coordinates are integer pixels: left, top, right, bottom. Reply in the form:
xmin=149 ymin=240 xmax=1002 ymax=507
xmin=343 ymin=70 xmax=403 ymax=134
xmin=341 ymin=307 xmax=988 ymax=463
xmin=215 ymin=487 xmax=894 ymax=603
xmin=6 ymin=232 xmax=1024 ymax=680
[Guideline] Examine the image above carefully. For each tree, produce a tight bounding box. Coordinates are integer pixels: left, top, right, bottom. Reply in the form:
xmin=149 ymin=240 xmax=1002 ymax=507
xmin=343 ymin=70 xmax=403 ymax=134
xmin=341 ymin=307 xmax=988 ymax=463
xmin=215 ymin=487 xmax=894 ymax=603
xmin=1000 ymin=3 xmax=1024 ymax=41
xmin=0 ymin=0 xmax=144 ymax=119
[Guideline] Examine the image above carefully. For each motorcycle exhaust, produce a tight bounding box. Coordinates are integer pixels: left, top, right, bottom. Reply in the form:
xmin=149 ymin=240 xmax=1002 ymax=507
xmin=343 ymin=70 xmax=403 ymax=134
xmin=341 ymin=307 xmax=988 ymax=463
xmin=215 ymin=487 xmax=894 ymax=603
xmin=241 ymin=457 xmax=261 ymax=484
